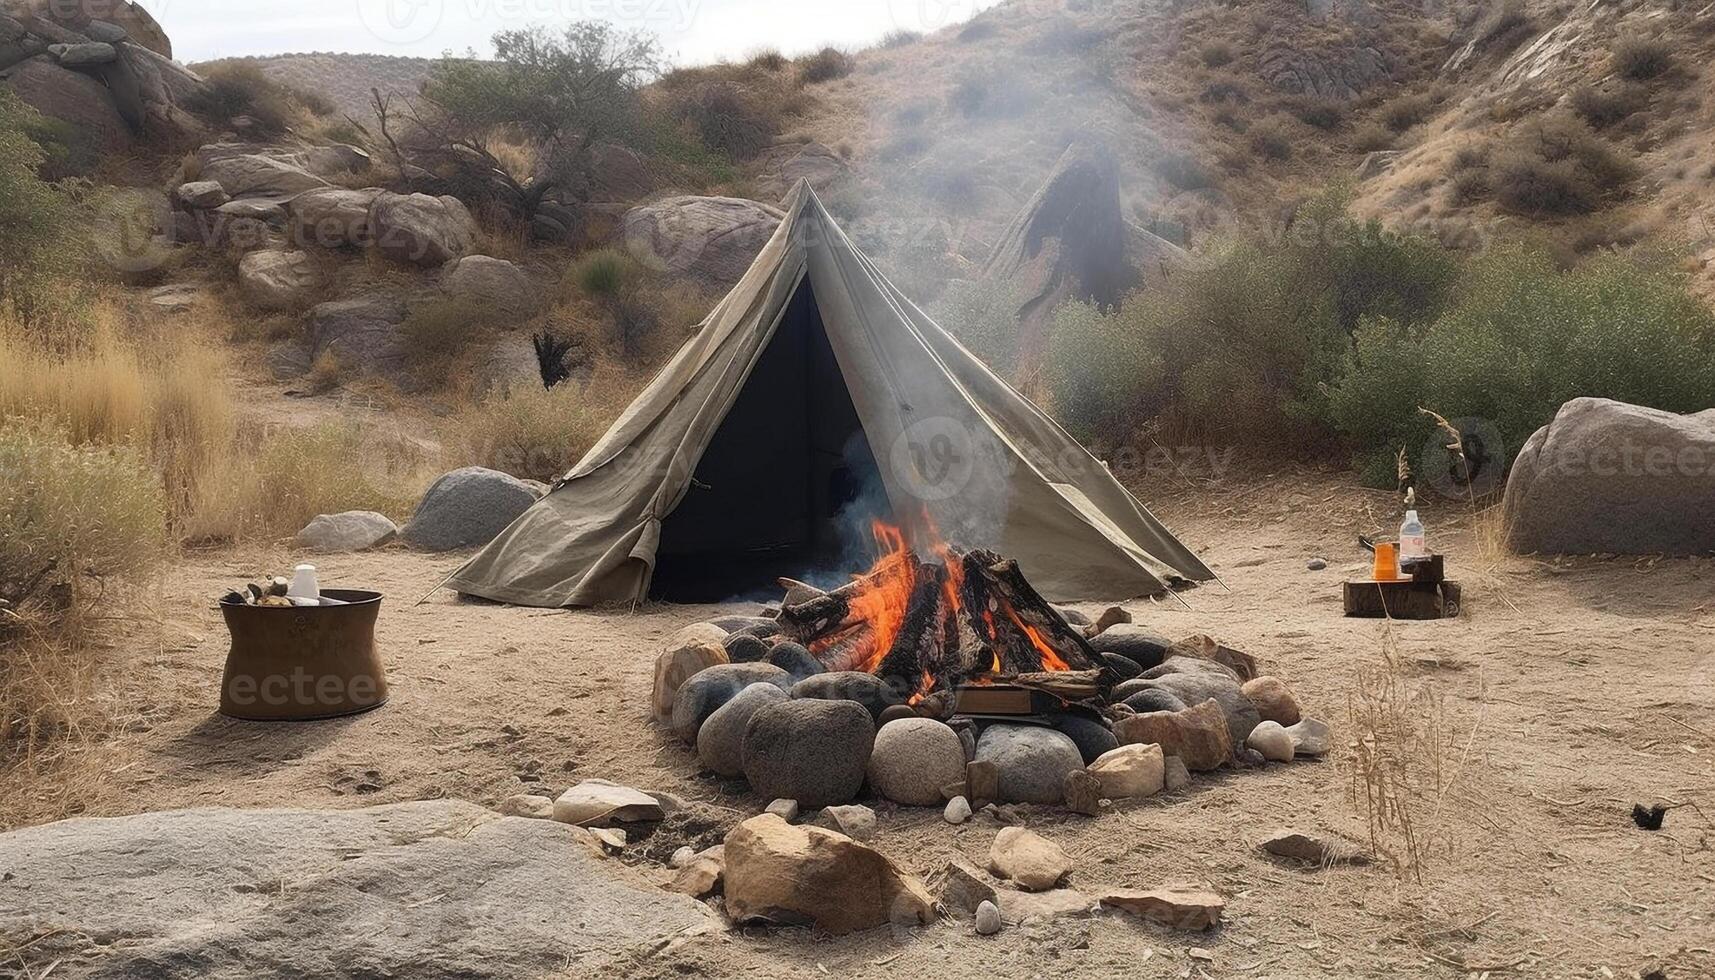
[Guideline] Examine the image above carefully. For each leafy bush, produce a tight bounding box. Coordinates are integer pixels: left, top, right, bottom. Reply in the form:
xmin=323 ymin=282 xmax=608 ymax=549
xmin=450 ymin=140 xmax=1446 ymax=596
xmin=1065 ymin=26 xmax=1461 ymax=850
xmin=1199 ymin=41 xmax=1236 ymax=67
xmin=1612 ymin=35 xmax=1674 ymax=81
xmin=950 ymin=63 xmax=1037 ymax=118
xmin=1492 ymin=115 xmax=1637 ymax=215
xmin=0 ymin=92 xmax=83 ymax=321
xmin=399 ymin=297 xmax=492 ymax=378
xmin=1291 ymin=97 xmax=1346 ymax=131
xmin=448 ymin=368 xmax=641 ymax=482
xmin=1352 ymin=123 xmax=1395 ymax=152
xmin=1572 ymin=82 xmax=1649 ymax=129
xmin=0 ymin=417 xmax=166 ymax=622
xmin=799 ymin=47 xmax=855 ymax=84
xmin=1153 ymin=152 xmax=1214 ymax=191
xmin=929 ymin=280 xmax=1025 ymax=377
xmin=1249 ymin=114 xmax=1294 ymax=161
xmin=571 ymin=248 xmax=641 ymax=298
xmin=1046 ymin=192 xmax=1457 ymax=442
xmin=666 ymin=78 xmax=781 ymax=158
xmin=748 ymin=49 xmax=789 ymax=71
xmin=1328 ymin=245 xmax=1715 ymax=476
xmin=1450 ymin=166 xmax=1492 ymax=205
xmin=1382 ymin=93 xmax=1435 ymax=132
xmin=184 ymin=62 xmax=314 ymax=137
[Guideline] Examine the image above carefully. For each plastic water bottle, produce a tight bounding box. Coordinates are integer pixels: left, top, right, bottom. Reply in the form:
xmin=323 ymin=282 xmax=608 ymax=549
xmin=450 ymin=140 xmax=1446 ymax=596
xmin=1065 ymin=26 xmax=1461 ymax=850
xmin=288 ymin=564 xmax=321 ymax=603
xmin=1399 ymin=511 xmax=1428 ymax=562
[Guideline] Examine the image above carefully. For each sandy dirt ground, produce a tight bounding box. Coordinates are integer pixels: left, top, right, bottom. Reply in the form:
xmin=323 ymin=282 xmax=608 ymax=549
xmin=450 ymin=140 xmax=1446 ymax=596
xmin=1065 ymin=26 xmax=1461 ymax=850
xmin=11 ymin=467 xmax=1714 ymax=979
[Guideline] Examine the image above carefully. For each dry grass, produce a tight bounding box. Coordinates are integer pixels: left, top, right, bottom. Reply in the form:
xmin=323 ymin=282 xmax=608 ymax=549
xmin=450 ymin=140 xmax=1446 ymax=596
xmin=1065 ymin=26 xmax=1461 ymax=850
xmin=1345 ymin=623 xmax=1484 ymax=882
xmin=445 ymin=366 xmax=644 ymax=483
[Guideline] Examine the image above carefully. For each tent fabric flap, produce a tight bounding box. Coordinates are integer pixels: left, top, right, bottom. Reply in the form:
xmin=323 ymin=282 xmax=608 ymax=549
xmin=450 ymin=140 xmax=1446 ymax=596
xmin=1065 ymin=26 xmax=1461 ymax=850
xmin=443 ymin=182 xmax=1214 ymax=608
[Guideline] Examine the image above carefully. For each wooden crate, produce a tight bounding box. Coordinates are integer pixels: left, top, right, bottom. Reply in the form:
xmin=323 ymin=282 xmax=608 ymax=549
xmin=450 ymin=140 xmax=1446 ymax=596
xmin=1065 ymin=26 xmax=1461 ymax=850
xmin=1343 ymin=580 xmax=1462 ymax=620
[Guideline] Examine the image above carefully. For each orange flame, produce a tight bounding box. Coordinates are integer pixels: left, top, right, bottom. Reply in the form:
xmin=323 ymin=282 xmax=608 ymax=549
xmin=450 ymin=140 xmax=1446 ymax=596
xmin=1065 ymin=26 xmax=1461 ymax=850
xmin=815 ymin=514 xmax=1073 ymax=700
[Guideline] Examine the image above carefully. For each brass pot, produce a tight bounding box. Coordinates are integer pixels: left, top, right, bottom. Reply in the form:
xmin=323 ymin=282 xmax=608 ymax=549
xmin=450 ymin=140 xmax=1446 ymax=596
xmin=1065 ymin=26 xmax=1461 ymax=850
xmin=218 ymin=590 xmax=389 ymax=721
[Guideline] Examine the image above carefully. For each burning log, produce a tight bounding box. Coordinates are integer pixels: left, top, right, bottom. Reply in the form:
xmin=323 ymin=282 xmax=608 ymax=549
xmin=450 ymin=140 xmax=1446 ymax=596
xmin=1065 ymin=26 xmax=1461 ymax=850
xmin=956 ymin=550 xmax=1102 ymax=678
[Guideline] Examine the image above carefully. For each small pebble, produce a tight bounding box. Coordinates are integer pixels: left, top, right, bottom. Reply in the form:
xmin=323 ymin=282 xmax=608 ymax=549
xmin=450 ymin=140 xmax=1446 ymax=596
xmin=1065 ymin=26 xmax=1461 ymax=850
xmin=1307 ymin=558 xmax=1328 ymax=571
xmin=975 ymin=900 xmax=1003 ymax=936
xmin=944 ymin=796 xmax=972 ymax=825
xmin=765 ymin=798 xmax=799 ymax=822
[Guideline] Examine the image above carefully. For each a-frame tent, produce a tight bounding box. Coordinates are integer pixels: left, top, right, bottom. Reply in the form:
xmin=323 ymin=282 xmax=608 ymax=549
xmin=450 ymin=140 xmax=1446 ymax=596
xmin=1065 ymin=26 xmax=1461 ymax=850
xmin=445 ymin=183 xmax=1215 ymax=607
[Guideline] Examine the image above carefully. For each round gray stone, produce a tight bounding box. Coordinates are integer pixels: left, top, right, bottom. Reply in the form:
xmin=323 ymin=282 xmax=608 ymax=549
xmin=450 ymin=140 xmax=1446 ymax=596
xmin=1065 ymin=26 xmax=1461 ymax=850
xmin=1051 ymin=714 xmax=1118 ymax=765
xmin=1123 ymin=689 xmax=1189 ymax=715
xmin=973 ymin=725 xmax=1084 ymax=805
xmin=697 ymin=683 xmax=789 ymax=777
xmin=791 ymin=671 xmax=907 ymax=722
xmin=741 ymin=699 xmax=875 ymax=808
xmin=403 ymin=467 xmax=539 ymax=552
xmin=669 ymin=662 xmax=793 ymax=744
xmin=867 ymin=718 xmax=966 ymax=806
xmin=1089 ymin=625 xmax=1173 ymax=670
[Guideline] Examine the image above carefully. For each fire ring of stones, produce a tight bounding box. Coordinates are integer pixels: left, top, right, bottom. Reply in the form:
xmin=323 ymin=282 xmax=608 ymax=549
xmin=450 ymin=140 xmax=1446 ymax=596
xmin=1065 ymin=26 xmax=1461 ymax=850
xmin=651 ymin=533 xmax=1333 ymax=819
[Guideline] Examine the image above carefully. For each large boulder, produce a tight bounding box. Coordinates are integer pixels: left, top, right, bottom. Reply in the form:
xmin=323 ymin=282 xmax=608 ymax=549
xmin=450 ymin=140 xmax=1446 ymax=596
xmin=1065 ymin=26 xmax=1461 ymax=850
xmin=867 ymin=718 xmax=967 ymax=806
xmin=370 ymin=192 xmax=478 ymax=268
xmin=237 ymin=249 xmax=323 ymax=311
xmin=1503 ymin=398 xmax=1715 ymax=556
xmin=621 ymin=196 xmax=783 ymax=286
xmin=196 ymin=146 xmax=333 ymax=201
xmin=402 ymin=467 xmax=540 ymax=552
xmin=441 ymin=255 xmax=540 ymax=318
xmin=973 ymin=724 xmax=1084 ymax=805
xmin=722 ymin=814 xmax=935 ymax=934
xmin=668 ymin=662 xmax=792 ymax=743
xmin=0 ymin=801 xmax=712 ymax=978
xmin=756 ymin=142 xmax=847 ymax=199
xmin=697 ymin=682 xmax=789 ymax=777
xmin=741 ymin=699 xmax=875 ymax=808
xmin=0 ymin=55 xmax=130 ymax=153
xmin=305 ymin=293 xmax=408 ymax=379
xmin=295 ymin=511 xmax=398 ymax=553
xmin=289 ymin=187 xmax=382 ymax=249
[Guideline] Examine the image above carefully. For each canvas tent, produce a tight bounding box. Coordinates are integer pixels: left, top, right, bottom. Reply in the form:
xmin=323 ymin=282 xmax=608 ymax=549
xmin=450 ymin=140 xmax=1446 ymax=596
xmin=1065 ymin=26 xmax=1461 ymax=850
xmin=445 ymin=183 xmax=1215 ymax=607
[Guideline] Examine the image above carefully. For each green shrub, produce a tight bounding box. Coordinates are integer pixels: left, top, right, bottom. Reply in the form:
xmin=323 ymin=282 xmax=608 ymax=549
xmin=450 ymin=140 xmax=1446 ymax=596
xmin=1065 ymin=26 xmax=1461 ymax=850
xmin=572 ymin=248 xmax=642 ymax=298
xmin=930 ymin=280 xmax=1025 ymax=377
xmin=1352 ymin=123 xmax=1395 ymax=152
xmin=1492 ymin=115 xmax=1637 ymax=215
xmin=1328 ymin=245 xmax=1715 ymax=475
xmin=799 ymin=47 xmax=855 ymax=84
xmin=667 ymin=79 xmax=781 ymax=158
xmin=1044 ymin=190 xmax=1456 ymax=443
xmin=1572 ymin=82 xmax=1649 ymax=129
xmin=1199 ymin=41 xmax=1236 ymax=67
xmin=0 ymin=92 xmax=84 ymax=322
xmin=1612 ymin=35 xmax=1674 ymax=81
xmin=1291 ymin=97 xmax=1346 ymax=131
xmin=399 ymin=297 xmax=493 ymax=377
xmin=0 ymin=417 xmax=166 ymax=621
xmin=1249 ymin=114 xmax=1294 ymax=161
xmin=1382 ymin=93 xmax=1435 ymax=132
xmin=950 ymin=63 xmax=1036 ymax=118
xmin=1154 ymin=152 xmax=1214 ymax=191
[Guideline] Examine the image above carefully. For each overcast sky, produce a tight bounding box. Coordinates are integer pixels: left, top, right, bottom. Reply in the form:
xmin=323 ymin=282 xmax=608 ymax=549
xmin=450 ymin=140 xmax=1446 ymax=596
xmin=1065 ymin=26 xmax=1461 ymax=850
xmin=151 ymin=0 xmax=1001 ymax=64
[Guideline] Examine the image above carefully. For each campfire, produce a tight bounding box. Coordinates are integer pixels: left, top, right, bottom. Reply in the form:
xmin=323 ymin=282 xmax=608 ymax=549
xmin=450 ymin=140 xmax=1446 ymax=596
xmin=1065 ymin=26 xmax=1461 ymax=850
xmin=771 ymin=520 xmax=1108 ymax=710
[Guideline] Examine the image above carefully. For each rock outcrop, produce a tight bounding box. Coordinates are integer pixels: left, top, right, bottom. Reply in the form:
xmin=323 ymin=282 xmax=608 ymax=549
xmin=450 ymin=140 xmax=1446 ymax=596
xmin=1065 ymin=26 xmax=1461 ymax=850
xmin=622 ymin=196 xmax=784 ymax=286
xmin=402 ymin=466 xmax=542 ymax=552
xmin=0 ymin=801 xmax=712 ymax=978
xmin=370 ymin=192 xmax=478 ymax=268
xmin=1 ymin=5 xmax=203 ymax=170
xmin=441 ymin=255 xmax=540 ymax=317
xmin=1503 ymin=398 xmax=1715 ymax=556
